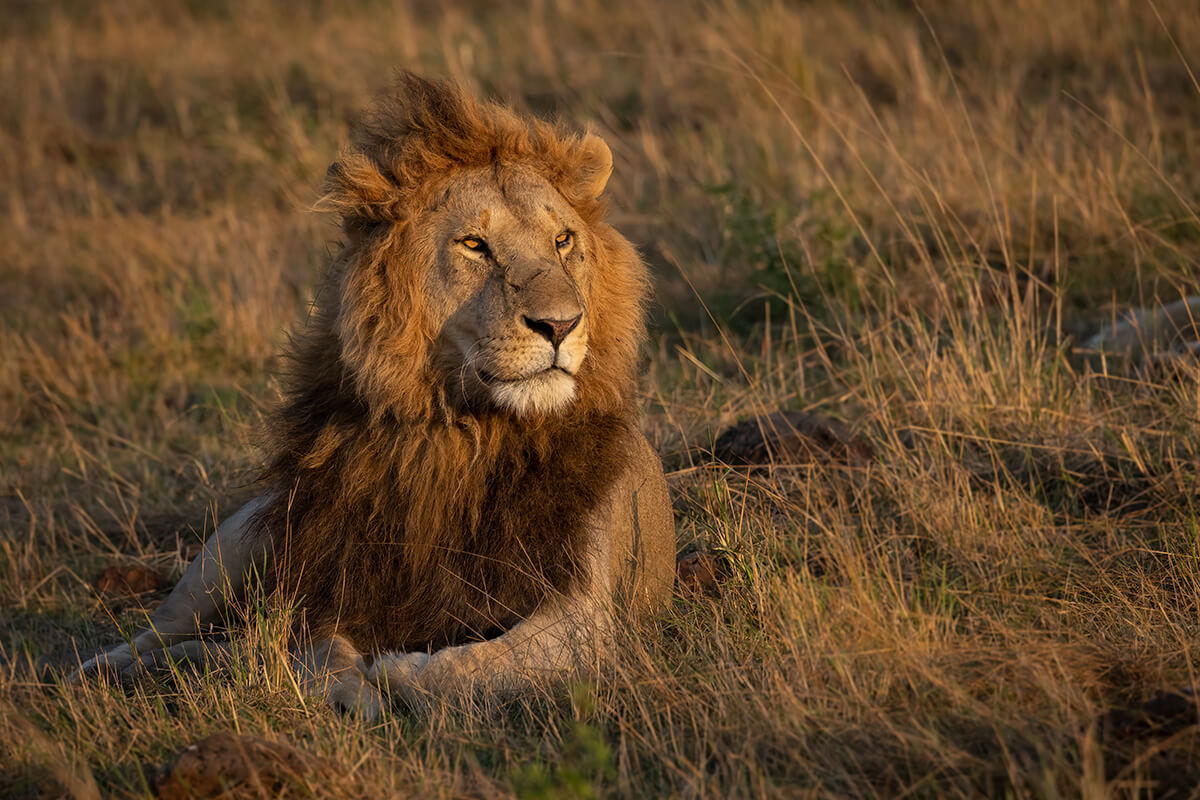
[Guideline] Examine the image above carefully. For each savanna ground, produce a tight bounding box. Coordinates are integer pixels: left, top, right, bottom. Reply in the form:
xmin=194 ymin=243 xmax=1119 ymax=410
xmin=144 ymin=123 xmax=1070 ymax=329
xmin=3 ymin=0 xmax=1200 ymax=796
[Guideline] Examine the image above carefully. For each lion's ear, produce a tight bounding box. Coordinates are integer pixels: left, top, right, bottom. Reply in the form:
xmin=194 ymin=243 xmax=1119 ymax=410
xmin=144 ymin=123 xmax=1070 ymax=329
xmin=573 ymin=133 xmax=613 ymax=199
xmin=317 ymin=154 xmax=401 ymax=224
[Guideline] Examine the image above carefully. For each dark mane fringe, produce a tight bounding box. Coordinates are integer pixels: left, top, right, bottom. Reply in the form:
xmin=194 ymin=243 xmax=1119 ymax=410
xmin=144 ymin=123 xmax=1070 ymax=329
xmin=251 ymin=74 xmax=651 ymax=652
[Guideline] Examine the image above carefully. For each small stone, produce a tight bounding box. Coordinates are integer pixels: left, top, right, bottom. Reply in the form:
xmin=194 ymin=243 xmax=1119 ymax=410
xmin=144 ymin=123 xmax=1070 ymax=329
xmin=1099 ymin=688 xmax=1198 ymax=739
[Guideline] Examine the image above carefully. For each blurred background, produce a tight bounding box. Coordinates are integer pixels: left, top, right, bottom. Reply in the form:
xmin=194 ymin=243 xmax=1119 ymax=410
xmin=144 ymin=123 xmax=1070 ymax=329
xmin=5 ymin=1 xmax=1199 ymax=453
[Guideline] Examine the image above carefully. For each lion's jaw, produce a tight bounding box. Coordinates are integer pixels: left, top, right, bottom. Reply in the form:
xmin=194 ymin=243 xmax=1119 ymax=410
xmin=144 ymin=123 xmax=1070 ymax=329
xmin=425 ymin=165 xmax=596 ymax=418
xmin=486 ymin=368 xmax=578 ymax=416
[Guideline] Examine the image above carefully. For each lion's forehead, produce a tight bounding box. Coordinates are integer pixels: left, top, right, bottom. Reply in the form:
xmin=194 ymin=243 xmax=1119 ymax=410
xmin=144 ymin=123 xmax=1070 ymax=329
xmin=438 ymin=166 xmax=577 ymax=235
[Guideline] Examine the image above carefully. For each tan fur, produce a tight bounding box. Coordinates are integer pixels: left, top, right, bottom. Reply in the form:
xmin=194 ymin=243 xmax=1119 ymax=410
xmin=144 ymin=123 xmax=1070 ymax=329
xmin=72 ymin=74 xmax=675 ymax=714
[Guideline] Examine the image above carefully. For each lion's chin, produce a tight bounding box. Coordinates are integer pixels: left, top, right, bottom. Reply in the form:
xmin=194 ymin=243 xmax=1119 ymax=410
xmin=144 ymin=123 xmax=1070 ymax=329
xmin=487 ymin=369 xmax=577 ymax=416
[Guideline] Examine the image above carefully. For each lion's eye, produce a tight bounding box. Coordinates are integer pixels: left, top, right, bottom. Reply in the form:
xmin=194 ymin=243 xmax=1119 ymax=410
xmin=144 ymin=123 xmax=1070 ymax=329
xmin=460 ymin=237 xmax=487 ymax=252
xmin=555 ymin=232 xmax=572 ymax=250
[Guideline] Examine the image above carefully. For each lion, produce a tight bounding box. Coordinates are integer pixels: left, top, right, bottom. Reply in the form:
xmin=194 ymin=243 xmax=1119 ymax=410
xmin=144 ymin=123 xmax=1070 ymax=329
xmin=72 ymin=73 xmax=676 ymax=717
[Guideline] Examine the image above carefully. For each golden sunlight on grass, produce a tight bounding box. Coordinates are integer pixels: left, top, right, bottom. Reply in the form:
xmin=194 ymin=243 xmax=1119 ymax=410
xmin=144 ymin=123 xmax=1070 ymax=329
xmin=3 ymin=0 xmax=1200 ymax=796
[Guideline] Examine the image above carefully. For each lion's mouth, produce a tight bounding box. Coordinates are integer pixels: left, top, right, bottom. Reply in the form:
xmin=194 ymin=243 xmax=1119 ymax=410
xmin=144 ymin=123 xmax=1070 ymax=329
xmin=479 ymin=365 xmax=572 ymax=385
xmin=478 ymin=365 xmax=578 ymax=416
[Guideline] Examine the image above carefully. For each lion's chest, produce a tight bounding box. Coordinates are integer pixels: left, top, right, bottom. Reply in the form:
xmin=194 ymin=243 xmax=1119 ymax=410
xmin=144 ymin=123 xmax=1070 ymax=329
xmin=267 ymin=415 xmax=629 ymax=653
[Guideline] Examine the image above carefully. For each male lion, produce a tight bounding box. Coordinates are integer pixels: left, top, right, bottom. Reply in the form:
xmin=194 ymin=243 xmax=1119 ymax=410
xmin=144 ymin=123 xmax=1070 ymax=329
xmin=73 ymin=74 xmax=675 ymax=716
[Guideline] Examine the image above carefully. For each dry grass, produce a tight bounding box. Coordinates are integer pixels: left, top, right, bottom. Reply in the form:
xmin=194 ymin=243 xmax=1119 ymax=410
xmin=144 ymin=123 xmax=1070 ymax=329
xmin=4 ymin=0 xmax=1200 ymax=796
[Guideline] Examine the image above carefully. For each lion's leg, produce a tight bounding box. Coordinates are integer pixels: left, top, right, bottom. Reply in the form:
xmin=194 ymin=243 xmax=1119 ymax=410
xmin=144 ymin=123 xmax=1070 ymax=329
xmin=366 ymin=535 xmax=615 ymax=711
xmin=70 ymin=494 xmax=271 ymax=681
xmin=120 ymin=638 xmax=237 ymax=680
xmin=366 ymin=592 xmax=608 ymax=711
xmin=108 ymin=632 xmax=383 ymax=719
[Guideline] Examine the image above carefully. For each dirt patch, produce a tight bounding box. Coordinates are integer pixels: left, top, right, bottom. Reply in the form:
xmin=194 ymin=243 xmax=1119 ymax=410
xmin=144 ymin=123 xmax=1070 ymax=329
xmin=710 ymin=410 xmax=875 ymax=467
xmin=154 ymin=731 xmax=336 ymax=799
xmin=94 ymin=564 xmax=166 ymax=597
xmin=675 ymin=551 xmax=724 ymax=594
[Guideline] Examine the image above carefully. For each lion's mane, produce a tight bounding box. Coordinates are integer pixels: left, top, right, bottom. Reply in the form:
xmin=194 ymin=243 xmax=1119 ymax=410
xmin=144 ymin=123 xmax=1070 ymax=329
xmin=252 ymin=75 xmax=651 ymax=652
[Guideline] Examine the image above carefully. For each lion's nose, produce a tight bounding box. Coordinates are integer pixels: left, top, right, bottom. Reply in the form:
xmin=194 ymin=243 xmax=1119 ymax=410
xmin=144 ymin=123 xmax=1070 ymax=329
xmin=524 ymin=313 xmax=582 ymax=349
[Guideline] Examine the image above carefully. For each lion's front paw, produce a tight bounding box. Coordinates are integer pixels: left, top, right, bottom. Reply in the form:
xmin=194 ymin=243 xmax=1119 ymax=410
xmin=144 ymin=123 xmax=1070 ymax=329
xmin=365 ymin=651 xmax=429 ymax=687
xmin=300 ymin=665 xmax=385 ymax=720
xmin=363 ymin=651 xmax=442 ymax=712
xmin=322 ymin=671 xmax=385 ymax=720
xmin=67 ymin=643 xmax=138 ymax=684
xmin=293 ymin=636 xmax=384 ymax=719
xmin=108 ymin=638 xmax=234 ymax=684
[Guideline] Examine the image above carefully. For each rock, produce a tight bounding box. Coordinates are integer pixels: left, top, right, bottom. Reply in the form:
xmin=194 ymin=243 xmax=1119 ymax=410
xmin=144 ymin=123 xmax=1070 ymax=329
xmin=1099 ymin=688 xmax=1198 ymax=740
xmin=94 ymin=564 xmax=165 ymax=596
xmin=1086 ymin=296 xmax=1200 ymax=358
xmin=154 ymin=732 xmax=333 ymax=799
xmin=711 ymin=410 xmax=874 ymax=466
xmin=676 ymin=551 xmax=723 ymax=594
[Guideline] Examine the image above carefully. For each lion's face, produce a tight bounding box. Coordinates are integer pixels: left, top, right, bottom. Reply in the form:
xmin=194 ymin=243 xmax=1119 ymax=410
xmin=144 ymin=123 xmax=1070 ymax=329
xmin=320 ymin=81 xmax=641 ymax=423
xmin=417 ymin=164 xmax=595 ymax=416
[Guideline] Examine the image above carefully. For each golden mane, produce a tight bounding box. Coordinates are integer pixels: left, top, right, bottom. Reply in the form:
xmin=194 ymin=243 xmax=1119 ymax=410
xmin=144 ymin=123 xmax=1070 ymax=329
xmin=252 ymin=74 xmax=653 ymax=652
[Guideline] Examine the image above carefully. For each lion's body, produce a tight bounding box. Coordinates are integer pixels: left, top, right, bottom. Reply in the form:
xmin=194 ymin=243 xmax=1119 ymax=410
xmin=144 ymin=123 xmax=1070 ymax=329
xmin=74 ymin=74 xmax=675 ymax=714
